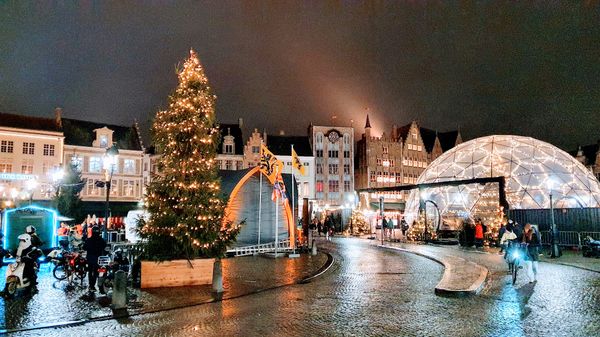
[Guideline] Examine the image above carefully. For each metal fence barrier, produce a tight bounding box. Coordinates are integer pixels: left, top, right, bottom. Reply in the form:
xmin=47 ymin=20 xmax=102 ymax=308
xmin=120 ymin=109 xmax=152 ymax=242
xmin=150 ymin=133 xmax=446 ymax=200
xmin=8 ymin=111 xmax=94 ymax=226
xmin=540 ymin=230 xmax=600 ymax=249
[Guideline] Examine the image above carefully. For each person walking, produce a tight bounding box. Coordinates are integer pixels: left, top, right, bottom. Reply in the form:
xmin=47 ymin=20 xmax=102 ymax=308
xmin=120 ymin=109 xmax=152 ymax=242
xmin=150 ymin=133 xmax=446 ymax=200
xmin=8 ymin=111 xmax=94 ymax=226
xmin=499 ymin=223 xmax=517 ymax=257
xmin=401 ymin=218 xmax=408 ymax=240
xmin=522 ymin=223 xmax=540 ymax=283
xmin=498 ymin=222 xmax=507 ymax=253
xmin=83 ymin=226 xmax=107 ymax=293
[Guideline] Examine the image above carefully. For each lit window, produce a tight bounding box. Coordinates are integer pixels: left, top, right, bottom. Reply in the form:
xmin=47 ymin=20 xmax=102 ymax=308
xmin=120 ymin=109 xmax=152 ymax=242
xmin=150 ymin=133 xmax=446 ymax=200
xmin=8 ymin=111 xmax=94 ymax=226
xmin=89 ymin=157 xmax=102 ymax=173
xmin=123 ymin=180 xmax=135 ymax=197
xmin=100 ymin=135 xmax=108 ymax=148
xmin=0 ymin=162 xmax=12 ymax=173
xmin=21 ymin=160 xmax=33 ymax=174
xmin=124 ymin=159 xmax=136 ymax=174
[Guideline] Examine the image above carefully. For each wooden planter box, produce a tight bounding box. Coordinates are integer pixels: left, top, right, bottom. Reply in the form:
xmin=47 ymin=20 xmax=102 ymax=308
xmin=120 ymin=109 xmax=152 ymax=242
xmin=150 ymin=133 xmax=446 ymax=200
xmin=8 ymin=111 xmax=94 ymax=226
xmin=141 ymin=258 xmax=215 ymax=288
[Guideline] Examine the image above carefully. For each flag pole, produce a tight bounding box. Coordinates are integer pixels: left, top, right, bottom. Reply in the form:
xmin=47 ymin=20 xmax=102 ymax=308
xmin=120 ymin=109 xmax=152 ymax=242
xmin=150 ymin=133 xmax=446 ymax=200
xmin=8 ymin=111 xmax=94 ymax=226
xmin=258 ymin=141 xmax=263 ymax=245
xmin=291 ymin=144 xmax=296 ymax=241
xmin=275 ymin=167 xmax=279 ymax=257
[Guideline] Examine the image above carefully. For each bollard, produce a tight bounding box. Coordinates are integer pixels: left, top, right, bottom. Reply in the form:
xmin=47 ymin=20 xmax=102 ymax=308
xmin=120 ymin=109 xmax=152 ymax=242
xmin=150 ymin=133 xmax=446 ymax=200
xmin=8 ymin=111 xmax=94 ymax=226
xmin=212 ymin=258 xmax=223 ymax=293
xmin=111 ymin=270 xmax=127 ymax=310
xmin=311 ymin=240 xmax=317 ymax=256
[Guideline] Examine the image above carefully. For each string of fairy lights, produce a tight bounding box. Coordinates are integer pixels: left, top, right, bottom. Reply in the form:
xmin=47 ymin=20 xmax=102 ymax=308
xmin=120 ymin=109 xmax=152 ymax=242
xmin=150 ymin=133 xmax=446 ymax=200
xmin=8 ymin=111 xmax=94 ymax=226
xmin=141 ymin=50 xmax=240 ymax=252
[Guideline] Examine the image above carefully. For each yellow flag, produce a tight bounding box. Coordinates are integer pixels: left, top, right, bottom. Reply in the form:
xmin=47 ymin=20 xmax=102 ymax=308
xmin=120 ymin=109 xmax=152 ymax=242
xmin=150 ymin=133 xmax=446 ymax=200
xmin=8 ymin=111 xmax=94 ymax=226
xmin=291 ymin=148 xmax=306 ymax=176
xmin=259 ymin=144 xmax=283 ymax=184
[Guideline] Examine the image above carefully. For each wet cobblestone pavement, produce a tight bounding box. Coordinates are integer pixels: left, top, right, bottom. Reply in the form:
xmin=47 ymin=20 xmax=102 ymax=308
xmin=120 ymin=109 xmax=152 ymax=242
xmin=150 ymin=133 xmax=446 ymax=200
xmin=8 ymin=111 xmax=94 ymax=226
xmin=7 ymin=237 xmax=600 ymax=336
xmin=0 ymin=252 xmax=328 ymax=332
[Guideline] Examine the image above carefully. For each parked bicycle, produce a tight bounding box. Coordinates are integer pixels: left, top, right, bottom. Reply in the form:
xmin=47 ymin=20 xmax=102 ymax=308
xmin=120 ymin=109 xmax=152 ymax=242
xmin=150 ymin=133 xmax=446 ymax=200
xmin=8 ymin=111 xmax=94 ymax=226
xmin=48 ymin=247 xmax=88 ymax=287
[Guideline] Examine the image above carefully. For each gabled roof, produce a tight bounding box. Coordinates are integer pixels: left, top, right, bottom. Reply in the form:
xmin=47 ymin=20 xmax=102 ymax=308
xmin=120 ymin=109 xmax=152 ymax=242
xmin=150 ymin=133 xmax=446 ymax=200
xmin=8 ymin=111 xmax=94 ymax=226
xmin=438 ymin=130 xmax=461 ymax=152
xmin=267 ymin=135 xmax=313 ymax=156
xmin=419 ymin=127 xmax=437 ymax=153
xmin=62 ymin=118 xmax=143 ymax=151
xmin=0 ymin=112 xmax=61 ymax=132
xmin=218 ymin=123 xmax=244 ymax=155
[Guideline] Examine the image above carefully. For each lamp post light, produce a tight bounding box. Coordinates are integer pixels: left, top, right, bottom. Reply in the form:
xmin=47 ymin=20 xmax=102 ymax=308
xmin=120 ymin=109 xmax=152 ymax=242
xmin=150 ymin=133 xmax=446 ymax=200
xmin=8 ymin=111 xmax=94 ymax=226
xmin=547 ymin=179 xmax=561 ymax=258
xmin=99 ymin=144 xmax=119 ymax=240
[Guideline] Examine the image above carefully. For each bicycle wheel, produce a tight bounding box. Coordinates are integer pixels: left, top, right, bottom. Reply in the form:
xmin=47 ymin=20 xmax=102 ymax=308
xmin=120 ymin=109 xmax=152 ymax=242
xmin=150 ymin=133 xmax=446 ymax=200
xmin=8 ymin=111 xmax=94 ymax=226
xmin=53 ymin=264 xmax=68 ymax=280
xmin=512 ymin=261 xmax=518 ymax=285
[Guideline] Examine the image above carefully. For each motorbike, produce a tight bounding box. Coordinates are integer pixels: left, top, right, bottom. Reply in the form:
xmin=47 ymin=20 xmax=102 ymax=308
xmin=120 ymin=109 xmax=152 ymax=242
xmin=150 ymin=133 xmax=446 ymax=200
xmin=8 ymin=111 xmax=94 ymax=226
xmin=3 ymin=234 xmax=43 ymax=297
xmin=97 ymin=248 xmax=130 ymax=294
xmin=582 ymin=236 xmax=600 ymax=258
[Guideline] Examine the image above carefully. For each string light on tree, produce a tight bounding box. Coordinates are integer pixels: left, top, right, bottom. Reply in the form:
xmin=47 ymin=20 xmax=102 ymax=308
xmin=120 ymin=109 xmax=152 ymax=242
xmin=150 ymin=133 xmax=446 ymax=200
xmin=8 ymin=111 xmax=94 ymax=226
xmin=140 ymin=49 xmax=241 ymax=260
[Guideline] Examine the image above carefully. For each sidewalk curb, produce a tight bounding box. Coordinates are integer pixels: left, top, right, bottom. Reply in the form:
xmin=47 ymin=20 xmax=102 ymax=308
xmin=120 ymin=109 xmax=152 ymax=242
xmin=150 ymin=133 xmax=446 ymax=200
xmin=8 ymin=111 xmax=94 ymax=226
xmin=437 ymin=244 xmax=600 ymax=274
xmin=0 ymin=252 xmax=335 ymax=335
xmin=378 ymin=245 xmax=488 ymax=296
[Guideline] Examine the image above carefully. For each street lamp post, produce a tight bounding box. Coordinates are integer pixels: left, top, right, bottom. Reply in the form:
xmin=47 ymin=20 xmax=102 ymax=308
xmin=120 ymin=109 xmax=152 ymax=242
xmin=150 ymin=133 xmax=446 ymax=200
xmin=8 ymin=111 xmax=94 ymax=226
xmin=547 ymin=179 xmax=561 ymax=258
xmin=549 ymin=190 xmax=561 ymax=258
xmin=100 ymin=145 xmax=119 ymax=240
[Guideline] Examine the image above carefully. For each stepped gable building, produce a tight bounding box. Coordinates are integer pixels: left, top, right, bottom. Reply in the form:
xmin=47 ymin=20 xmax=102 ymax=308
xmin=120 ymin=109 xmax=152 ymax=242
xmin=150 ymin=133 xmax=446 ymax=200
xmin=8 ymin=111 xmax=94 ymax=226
xmin=355 ymin=116 xmax=461 ymax=211
xmin=572 ymin=142 xmax=600 ymax=180
xmin=0 ymin=111 xmax=64 ymax=204
xmin=215 ymin=119 xmax=245 ymax=171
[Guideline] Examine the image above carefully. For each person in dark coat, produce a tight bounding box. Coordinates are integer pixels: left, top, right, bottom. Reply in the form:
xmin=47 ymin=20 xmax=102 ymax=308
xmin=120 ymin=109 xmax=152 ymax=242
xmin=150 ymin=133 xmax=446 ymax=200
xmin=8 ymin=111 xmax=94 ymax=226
xmin=522 ymin=223 xmax=540 ymax=283
xmin=83 ymin=226 xmax=107 ymax=293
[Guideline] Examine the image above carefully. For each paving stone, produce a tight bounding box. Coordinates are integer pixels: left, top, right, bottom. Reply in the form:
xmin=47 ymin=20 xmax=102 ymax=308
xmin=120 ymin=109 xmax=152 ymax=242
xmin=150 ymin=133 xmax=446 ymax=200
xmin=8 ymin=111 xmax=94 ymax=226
xmin=8 ymin=238 xmax=600 ymax=337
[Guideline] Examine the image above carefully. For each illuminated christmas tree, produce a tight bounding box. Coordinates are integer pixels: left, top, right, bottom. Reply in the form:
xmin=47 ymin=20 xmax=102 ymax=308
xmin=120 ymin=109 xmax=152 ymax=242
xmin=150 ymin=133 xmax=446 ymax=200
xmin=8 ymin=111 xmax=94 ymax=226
xmin=140 ymin=50 xmax=240 ymax=260
xmin=349 ymin=209 xmax=369 ymax=235
xmin=407 ymin=211 xmax=437 ymax=241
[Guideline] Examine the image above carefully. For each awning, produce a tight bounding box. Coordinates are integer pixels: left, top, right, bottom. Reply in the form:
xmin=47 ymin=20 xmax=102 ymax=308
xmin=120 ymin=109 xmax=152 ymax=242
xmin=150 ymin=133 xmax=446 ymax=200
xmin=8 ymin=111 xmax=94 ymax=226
xmin=369 ymin=202 xmax=405 ymax=212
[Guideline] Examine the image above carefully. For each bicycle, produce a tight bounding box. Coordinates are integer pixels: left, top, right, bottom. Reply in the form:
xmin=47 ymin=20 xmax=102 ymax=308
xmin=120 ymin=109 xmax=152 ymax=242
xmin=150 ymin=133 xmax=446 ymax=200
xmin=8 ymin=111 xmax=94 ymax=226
xmin=506 ymin=242 xmax=528 ymax=285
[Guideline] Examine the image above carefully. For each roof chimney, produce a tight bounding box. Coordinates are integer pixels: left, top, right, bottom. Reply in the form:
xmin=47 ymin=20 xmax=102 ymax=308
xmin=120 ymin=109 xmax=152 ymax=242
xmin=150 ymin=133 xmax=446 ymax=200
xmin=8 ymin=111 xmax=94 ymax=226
xmin=54 ymin=107 xmax=63 ymax=128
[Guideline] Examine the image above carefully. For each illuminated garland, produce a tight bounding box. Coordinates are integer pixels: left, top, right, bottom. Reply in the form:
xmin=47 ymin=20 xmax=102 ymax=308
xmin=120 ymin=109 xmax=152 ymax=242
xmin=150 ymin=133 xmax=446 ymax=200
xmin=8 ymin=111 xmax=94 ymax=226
xmin=140 ymin=50 xmax=241 ymax=259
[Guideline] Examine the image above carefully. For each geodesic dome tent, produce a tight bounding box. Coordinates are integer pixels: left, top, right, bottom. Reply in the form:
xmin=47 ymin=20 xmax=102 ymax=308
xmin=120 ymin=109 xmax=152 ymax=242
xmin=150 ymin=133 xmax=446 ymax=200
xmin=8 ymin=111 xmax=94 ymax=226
xmin=404 ymin=135 xmax=600 ymax=225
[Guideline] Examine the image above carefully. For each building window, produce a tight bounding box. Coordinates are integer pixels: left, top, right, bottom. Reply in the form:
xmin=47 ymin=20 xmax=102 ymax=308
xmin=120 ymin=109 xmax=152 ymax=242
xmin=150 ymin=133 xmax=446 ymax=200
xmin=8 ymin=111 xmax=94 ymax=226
xmin=328 ymin=180 xmax=339 ymax=192
xmin=71 ymin=155 xmax=83 ymax=171
xmin=123 ymin=180 xmax=135 ymax=197
xmin=43 ymin=144 xmax=55 ymax=156
xmin=343 ymin=150 xmax=350 ymax=158
xmin=111 ymin=179 xmax=118 ymax=196
xmin=316 ymin=133 xmax=324 ymax=144
xmin=344 ymin=164 xmax=350 ymax=175
xmin=1 ymin=140 xmax=14 ymax=153
xmin=23 ymin=142 xmax=35 ymax=155
xmin=344 ymin=181 xmax=351 ymax=192
xmin=225 ymin=160 xmax=232 ymax=170
xmin=316 ymin=180 xmax=324 ymax=192
xmin=377 ymin=158 xmax=382 ymax=166
xmin=316 ymin=164 xmax=323 ymax=174
xmin=87 ymin=179 xmax=98 ymax=196
xmin=252 ymin=146 xmax=259 ymax=154
xmin=42 ymin=162 xmax=51 ymax=175
xmin=237 ymin=161 xmax=243 ymax=169
xmin=316 ymin=149 xmax=323 ymax=157
xmin=382 ymin=146 xmax=388 ymax=154
xmin=99 ymin=135 xmax=109 ymax=148
xmin=89 ymin=157 xmax=102 ymax=173
xmin=0 ymin=162 xmax=12 ymax=173
xmin=328 ymin=164 xmax=338 ymax=175
xmin=123 ymin=159 xmax=136 ymax=174
xmin=343 ymin=134 xmax=350 ymax=145
xmin=21 ymin=160 xmax=33 ymax=174
xmin=225 ymin=144 xmax=233 ymax=154
xmin=370 ymin=171 xmax=376 ymax=183
xmin=328 ymin=150 xmax=339 ymax=158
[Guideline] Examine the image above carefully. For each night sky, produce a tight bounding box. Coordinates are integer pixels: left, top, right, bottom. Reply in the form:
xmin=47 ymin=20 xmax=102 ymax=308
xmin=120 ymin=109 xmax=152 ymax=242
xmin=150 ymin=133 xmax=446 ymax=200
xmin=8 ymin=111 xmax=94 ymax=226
xmin=1 ymin=1 xmax=600 ymax=150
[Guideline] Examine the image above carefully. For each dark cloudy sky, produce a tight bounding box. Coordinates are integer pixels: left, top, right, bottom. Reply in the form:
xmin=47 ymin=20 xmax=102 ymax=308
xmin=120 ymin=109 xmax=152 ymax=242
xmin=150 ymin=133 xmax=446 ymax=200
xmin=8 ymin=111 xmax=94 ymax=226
xmin=1 ymin=1 xmax=600 ymax=150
